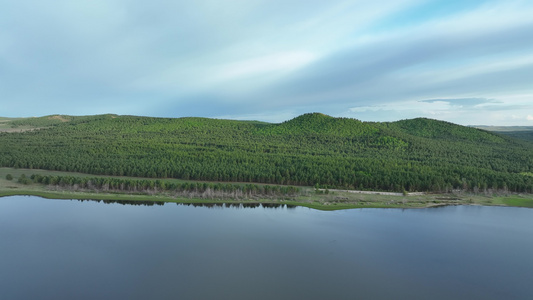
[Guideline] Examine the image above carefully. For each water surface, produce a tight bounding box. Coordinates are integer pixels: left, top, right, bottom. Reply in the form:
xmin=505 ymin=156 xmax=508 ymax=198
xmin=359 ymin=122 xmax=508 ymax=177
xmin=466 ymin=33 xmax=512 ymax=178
xmin=1 ymin=196 xmax=532 ymax=299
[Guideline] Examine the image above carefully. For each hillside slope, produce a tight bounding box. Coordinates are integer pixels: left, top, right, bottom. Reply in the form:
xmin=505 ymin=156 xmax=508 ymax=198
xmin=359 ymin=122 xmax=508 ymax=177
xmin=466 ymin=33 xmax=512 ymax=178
xmin=0 ymin=113 xmax=531 ymax=193
xmin=474 ymin=125 xmax=533 ymax=142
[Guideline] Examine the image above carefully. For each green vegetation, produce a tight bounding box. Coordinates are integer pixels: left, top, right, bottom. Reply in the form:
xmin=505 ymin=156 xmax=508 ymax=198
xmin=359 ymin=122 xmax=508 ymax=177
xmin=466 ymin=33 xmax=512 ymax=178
xmin=17 ymin=174 xmax=30 ymax=184
xmin=501 ymin=196 xmax=533 ymax=208
xmin=3 ymin=168 xmax=532 ymax=210
xmin=0 ymin=113 xmax=532 ymax=197
xmin=496 ymin=131 xmax=533 ymax=143
xmin=474 ymin=125 xmax=533 ymax=142
xmin=29 ymin=173 xmax=300 ymax=199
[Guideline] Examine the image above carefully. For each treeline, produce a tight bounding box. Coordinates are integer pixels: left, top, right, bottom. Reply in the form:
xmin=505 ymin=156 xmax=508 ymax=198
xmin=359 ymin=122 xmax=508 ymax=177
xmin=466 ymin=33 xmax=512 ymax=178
xmin=30 ymin=174 xmax=301 ymax=199
xmin=1 ymin=113 xmax=532 ymax=193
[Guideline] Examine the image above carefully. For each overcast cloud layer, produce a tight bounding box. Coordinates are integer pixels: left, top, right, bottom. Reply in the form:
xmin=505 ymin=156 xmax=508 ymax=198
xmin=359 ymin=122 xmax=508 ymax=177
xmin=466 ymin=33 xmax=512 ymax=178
xmin=1 ymin=0 xmax=533 ymax=125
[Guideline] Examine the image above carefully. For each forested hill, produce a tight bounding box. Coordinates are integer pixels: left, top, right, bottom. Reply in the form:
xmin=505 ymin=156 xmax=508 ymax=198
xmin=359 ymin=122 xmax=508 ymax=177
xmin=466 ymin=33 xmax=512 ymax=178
xmin=0 ymin=113 xmax=532 ymax=193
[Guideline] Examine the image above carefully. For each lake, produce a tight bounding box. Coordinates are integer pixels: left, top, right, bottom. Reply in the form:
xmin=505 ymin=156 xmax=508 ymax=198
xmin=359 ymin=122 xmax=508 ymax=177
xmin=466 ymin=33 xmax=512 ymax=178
xmin=1 ymin=196 xmax=532 ymax=299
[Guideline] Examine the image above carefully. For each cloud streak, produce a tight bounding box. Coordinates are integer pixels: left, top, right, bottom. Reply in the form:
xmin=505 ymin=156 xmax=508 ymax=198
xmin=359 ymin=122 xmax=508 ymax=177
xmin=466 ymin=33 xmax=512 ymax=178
xmin=1 ymin=0 xmax=532 ymax=125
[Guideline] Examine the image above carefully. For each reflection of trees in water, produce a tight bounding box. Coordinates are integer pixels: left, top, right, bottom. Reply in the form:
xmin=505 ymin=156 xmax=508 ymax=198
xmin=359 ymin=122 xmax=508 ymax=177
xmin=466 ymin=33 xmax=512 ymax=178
xmin=74 ymin=199 xmax=165 ymax=206
xmin=72 ymin=199 xmax=295 ymax=209
xmin=179 ymin=202 xmax=295 ymax=209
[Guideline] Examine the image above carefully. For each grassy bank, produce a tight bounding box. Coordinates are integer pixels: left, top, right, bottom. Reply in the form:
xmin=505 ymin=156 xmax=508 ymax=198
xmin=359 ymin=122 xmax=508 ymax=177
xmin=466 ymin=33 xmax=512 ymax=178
xmin=1 ymin=167 xmax=532 ymax=210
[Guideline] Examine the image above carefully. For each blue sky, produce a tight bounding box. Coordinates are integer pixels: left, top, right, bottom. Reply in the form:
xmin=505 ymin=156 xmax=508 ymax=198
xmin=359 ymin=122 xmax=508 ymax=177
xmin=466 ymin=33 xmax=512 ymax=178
xmin=1 ymin=0 xmax=533 ymax=125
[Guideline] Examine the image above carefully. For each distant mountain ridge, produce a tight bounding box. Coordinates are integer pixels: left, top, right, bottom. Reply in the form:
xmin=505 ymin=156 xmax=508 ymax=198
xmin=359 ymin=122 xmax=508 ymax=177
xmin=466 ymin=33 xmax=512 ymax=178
xmin=0 ymin=113 xmax=531 ymax=193
xmin=473 ymin=125 xmax=533 ymax=142
xmin=473 ymin=125 xmax=533 ymax=132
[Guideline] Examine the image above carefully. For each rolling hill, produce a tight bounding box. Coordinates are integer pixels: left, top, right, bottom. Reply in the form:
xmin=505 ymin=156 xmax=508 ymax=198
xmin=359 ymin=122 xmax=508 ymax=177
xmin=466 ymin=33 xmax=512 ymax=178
xmin=0 ymin=113 xmax=532 ymax=193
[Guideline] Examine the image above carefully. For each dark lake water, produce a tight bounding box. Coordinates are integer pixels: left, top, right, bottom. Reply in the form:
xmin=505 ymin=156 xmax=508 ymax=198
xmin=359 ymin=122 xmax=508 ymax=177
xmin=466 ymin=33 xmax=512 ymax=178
xmin=1 ymin=196 xmax=532 ymax=300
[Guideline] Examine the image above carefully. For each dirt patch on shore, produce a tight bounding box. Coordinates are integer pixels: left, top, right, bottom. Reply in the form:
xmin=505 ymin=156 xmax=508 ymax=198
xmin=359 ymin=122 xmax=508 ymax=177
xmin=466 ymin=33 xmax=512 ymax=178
xmin=48 ymin=115 xmax=70 ymax=122
xmin=0 ymin=127 xmax=44 ymax=133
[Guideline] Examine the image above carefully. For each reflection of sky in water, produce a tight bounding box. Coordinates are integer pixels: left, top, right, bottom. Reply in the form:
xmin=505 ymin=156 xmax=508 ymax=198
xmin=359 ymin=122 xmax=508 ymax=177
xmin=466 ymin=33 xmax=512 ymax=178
xmin=1 ymin=196 xmax=532 ymax=300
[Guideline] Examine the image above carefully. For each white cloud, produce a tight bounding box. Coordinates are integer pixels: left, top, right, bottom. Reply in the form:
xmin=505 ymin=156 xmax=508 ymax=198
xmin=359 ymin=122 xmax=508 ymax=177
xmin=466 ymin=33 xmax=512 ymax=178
xmin=216 ymin=52 xmax=317 ymax=80
xmin=215 ymin=111 xmax=298 ymax=123
xmin=345 ymin=95 xmax=533 ymax=126
xmin=1 ymin=0 xmax=533 ymax=126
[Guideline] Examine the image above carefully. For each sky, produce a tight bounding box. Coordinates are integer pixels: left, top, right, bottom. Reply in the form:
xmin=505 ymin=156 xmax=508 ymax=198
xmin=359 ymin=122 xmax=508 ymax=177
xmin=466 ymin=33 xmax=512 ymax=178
xmin=1 ymin=0 xmax=533 ymax=125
